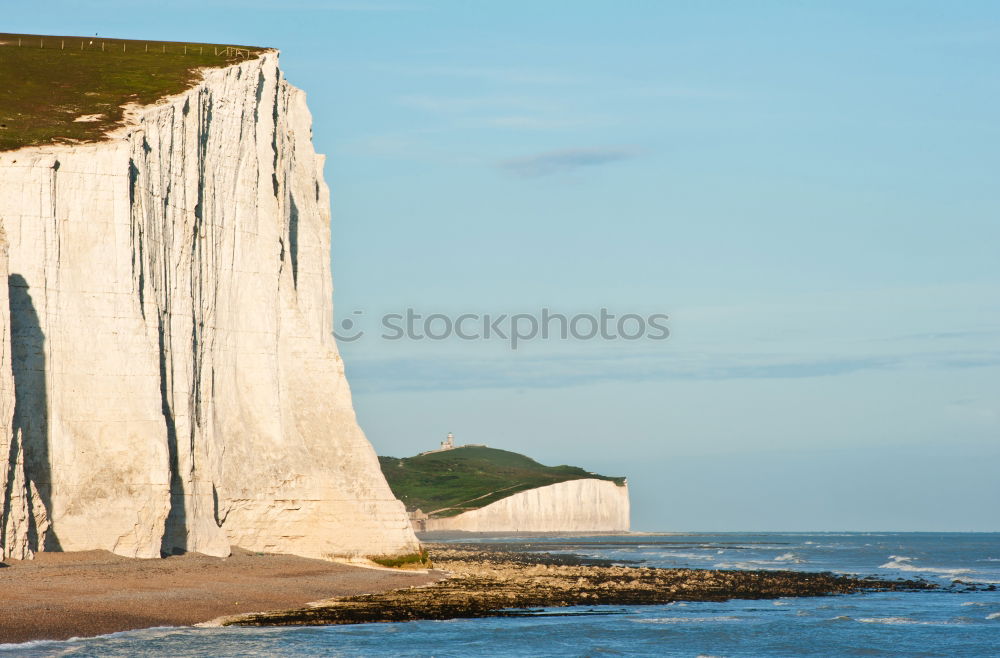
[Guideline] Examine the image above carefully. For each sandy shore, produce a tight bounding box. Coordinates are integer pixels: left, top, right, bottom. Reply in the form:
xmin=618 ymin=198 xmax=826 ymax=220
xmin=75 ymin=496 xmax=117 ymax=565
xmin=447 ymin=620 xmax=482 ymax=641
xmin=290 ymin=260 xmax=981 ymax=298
xmin=0 ymin=548 xmax=445 ymax=644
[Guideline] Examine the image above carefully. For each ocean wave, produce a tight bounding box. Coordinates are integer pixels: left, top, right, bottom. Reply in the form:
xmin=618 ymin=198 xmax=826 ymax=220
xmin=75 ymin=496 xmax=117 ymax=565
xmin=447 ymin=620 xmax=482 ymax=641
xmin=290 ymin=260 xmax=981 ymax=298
xmin=0 ymin=640 xmax=60 ymax=652
xmin=879 ymin=555 xmax=973 ymax=577
xmin=0 ymin=626 xmax=184 ymax=653
xmin=880 ymin=555 xmax=916 ymax=567
xmin=774 ymin=552 xmax=804 ymax=563
xmin=857 ymin=617 xmax=966 ymax=626
xmin=987 ymin=612 xmax=1000 ymax=620
xmin=654 ymin=551 xmax=714 ymax=560
xmin=713 ymin=558 xmax=803 ymax=570
xmin=714 ymin=561 xmax=767 ymax=570
xmin=634 ymin=616 xmax=742 ymax=624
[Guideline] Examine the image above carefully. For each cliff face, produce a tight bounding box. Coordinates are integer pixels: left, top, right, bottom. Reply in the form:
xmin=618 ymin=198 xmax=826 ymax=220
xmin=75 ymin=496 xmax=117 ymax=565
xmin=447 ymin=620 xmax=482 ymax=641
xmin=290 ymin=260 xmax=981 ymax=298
xmin=418 ymin=479 xmax=630 ymax=533
xmin=0 ymin=52 xmax=419 ymax=560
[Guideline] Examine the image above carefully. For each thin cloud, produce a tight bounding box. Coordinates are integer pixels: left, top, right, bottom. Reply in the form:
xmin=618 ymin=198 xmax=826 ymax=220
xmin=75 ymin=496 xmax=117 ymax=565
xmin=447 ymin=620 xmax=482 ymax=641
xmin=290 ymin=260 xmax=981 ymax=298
xmin=342 ymin=348 xmax=1000 ymax=393
xmin=874 ymin=328 xmax=1000 ymax=342
xmin=499 ymin=147 xmax=639 ymax=178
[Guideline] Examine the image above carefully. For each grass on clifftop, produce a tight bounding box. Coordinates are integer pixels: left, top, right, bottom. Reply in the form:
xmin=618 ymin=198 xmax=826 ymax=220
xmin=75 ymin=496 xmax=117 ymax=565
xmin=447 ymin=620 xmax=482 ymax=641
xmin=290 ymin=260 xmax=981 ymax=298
xmin=379 ymin=446 xmax=626 ymax=518
xmin=0 ymin=33 xmax=267 ymax=151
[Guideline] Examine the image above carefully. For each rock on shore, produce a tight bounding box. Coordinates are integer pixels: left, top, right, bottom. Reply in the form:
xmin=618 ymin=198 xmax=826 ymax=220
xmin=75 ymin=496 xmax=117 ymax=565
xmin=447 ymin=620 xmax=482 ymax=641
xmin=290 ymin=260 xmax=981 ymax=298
xmin=229 ymin=543 xmax=938 ymax=627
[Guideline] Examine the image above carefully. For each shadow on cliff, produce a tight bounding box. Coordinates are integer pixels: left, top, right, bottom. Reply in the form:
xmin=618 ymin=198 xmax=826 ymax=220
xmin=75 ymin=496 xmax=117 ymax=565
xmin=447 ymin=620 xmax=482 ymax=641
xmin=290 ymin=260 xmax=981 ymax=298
xmin=7 ymin=274 xmax=60 ymax=551
xmin=158 ymin=315 xmax=187 ymax=556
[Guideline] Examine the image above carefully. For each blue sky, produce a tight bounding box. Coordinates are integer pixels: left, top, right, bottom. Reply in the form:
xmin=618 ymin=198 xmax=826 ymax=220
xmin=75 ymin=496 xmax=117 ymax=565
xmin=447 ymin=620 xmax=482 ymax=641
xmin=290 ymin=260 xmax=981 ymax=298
xmin=11 ymin=1 xmax=999 ymax=530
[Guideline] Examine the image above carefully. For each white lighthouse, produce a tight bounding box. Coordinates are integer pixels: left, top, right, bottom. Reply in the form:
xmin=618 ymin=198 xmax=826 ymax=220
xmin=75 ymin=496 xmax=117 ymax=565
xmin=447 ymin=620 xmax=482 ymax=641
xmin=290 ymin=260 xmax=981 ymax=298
xmin=440 ymin=432 xmax=455 ymax=451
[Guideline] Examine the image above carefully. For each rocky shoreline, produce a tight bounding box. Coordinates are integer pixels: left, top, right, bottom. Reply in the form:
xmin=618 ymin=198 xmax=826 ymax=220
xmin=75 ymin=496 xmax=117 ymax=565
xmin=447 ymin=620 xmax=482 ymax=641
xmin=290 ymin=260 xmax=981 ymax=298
xmin=226 ymin=543 xmax=938 ymax=627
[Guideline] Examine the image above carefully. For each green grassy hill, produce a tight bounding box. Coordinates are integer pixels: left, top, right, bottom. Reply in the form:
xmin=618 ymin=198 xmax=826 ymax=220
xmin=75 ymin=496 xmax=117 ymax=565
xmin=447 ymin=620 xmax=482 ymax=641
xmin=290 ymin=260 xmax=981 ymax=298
xmin=379 ymin=446 xmax=626 ymax=518
xmin=0 ymin=33 xmax=266 ymax=151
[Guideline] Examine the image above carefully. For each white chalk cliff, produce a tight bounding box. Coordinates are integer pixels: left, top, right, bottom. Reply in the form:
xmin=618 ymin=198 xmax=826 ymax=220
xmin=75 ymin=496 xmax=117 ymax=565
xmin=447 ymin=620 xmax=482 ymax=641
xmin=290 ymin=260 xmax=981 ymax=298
xmin=0 ymin=52 xmax=419 ymax=560
xmin=418 ymin=479 xmax=630 ymax=533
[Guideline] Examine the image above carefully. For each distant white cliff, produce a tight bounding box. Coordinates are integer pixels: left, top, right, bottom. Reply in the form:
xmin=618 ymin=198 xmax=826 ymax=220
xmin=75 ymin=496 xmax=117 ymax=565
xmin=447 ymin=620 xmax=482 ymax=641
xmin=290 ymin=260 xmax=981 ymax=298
xmin=0 ymin=52 xmax=419 ymax=560
xmin=417 ymin=479 xmax=630 ymax=533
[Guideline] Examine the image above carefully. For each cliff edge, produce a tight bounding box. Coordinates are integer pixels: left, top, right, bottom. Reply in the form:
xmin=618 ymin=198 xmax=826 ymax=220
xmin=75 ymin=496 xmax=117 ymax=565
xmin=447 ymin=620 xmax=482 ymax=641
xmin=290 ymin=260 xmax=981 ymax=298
xmin=380 ymin=446 xmax=630 ymax=533
xmin=0 ymin=37 xmax=419 ymax=560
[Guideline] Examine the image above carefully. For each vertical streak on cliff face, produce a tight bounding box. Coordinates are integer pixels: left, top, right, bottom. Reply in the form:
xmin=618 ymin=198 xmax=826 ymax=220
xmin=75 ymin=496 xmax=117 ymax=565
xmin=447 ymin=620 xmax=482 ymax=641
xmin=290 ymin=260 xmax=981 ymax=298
xmin=271 ymin=72 xmax=281 ymax=199
xmin=128 ymin=158 xmax=146 ymax=319
xmin=158 ymin=313 xmax=184 ymax=555
xmin=288 ymin=194 xmax=299 ymax=289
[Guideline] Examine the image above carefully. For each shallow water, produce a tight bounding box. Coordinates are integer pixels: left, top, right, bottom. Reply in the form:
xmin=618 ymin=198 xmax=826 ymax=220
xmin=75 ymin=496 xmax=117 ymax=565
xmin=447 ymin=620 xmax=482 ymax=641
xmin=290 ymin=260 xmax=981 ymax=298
xmin=4 ymin=532 xmax=998 ymax=657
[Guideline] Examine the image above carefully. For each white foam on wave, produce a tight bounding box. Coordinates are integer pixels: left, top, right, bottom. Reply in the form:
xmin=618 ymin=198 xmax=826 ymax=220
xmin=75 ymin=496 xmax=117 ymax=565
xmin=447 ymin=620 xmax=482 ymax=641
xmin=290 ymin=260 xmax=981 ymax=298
xmin=714 ymin=556 xmax=805 ymax=570
xmin=881 ymin=555 xmax=915 ymax=567
xmin=0 ymin=639 xmax=60 ymax=652
xmin=714 ymin=561 xmax=765 ymax=570
xmin=879 ymin=555 xmax=973 ymax=577
xmin=987 ymin=612 xmax=1000 ymax=620
xmin=0 ymin=626 xmax=184 ymax=652
xmin=857 ymin=617 xmax=916 ymax=625
xmin=857 ymin=617 xmax=965 ymax=626
xmin=634 ymin=616 xmax=742 ymax=625
xmin=656 ymin=551 xmax=714 ymax=561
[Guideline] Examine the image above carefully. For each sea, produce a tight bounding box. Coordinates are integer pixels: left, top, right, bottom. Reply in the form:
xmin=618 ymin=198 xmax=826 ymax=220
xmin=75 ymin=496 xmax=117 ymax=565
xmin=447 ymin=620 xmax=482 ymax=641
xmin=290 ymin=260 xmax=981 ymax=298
xmin=3 ymin=532 xmax=998 ymax=657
